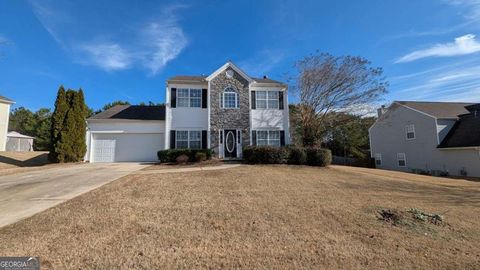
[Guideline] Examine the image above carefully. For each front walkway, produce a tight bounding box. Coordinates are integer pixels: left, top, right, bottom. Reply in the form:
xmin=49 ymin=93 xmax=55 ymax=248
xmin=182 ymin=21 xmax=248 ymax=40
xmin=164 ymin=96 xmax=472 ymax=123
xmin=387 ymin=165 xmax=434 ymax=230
xmin=134 ymin=163 xmax=242 ymax=174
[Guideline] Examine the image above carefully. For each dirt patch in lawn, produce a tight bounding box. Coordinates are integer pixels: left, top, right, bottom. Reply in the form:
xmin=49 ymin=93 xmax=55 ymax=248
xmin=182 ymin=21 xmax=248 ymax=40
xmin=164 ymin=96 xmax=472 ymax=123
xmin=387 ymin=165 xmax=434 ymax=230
xmin=0 ymin=165 xmax=479 ymax=269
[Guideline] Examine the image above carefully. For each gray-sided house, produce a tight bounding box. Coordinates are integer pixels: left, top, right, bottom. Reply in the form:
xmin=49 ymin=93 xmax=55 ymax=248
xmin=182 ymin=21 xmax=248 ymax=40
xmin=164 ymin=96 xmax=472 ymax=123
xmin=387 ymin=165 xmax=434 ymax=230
xmin=85 ymin=61 xmax=290 ymax=162
xmin=369 ymin=101 xmax=480 ymax=177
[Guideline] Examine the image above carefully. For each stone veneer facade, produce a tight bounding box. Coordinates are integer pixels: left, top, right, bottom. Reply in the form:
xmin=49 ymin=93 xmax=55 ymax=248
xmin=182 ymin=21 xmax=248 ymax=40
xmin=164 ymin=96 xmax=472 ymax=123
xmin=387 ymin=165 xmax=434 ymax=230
xmin=209 ymin=67 xmax=250 ymax=151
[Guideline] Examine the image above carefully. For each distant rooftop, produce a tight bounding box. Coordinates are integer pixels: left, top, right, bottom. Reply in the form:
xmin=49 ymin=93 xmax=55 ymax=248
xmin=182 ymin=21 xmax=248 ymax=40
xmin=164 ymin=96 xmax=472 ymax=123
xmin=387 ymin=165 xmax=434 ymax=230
xmin=396 ymin=101 xmax=474 ymax=119
xmin=88 ymin=105 xmax=165 ymax=121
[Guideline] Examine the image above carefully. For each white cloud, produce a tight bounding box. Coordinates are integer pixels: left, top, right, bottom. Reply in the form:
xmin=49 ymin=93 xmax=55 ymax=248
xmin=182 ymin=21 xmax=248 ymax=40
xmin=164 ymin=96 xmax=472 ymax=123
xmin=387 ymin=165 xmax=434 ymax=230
xmin=29 ymin=2 xmax=188 ymax=74
xmin=141 ymin=18 xmax=188 ymax=74
xmin=79 ymin=43 xmax=131 ymax=71
xmin=389 ymin=60 xmax=480 ymax=101
xmin=395 ymin=34 xmax=480 ymax=63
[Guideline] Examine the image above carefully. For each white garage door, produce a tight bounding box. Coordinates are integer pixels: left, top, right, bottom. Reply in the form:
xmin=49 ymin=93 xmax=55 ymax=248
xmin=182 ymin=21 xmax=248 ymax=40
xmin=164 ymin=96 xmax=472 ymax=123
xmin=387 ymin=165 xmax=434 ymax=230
xmin=92 ymin=133 xmax=164 ymax=162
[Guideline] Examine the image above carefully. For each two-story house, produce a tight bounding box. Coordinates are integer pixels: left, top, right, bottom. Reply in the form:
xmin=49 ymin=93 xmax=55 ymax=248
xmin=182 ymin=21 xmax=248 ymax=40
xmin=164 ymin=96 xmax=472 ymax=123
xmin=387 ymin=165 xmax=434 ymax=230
xmin=0 ymin=95 xmax=14 ymax=151
xmin=369 ymin=101 xmax=480 ymax=177
xmin=85 ymin=61 xmax=290 ymax=162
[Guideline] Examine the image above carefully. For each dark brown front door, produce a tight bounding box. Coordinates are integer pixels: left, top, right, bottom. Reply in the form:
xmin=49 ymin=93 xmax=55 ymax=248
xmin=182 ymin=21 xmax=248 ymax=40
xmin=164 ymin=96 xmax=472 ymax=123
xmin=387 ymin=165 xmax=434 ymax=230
xmin=223 ymin=129 xmax=237 ymax=158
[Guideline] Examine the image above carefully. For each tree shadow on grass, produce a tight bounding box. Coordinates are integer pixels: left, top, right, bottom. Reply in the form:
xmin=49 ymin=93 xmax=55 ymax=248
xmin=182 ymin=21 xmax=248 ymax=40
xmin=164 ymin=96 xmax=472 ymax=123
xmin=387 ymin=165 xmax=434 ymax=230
xmin=0 ymin=152 xmax=49 ymax=167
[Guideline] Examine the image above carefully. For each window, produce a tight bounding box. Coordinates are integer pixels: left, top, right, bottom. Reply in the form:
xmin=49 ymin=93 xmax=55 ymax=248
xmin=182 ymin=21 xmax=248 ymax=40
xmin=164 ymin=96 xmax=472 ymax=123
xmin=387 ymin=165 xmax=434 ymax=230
xmin=374 ymin=153 xmax=382 ymax=166
xmin=405 ymin=124 xmax=415 ymax=140
xmin=176 ymin=130 xmax=202 ymax=149
xmin=397 ymin=153 xmax=406 ymax=167
xmin=256 ymin=91 xmax=279 ymax=109
xmin=257 ymin=130 xmax=281 ymax=147
xmin=222 ymin=87 xmax=239 ymax=108
xmin=177 ymin=88 xmax=202 ymax=108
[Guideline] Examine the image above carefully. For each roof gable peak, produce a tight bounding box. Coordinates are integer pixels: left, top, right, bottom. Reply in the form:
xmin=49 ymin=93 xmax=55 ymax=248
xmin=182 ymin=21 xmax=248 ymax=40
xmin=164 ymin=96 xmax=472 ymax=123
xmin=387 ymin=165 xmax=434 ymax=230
xmin=206 ymin=61 xmax=253 ymax=82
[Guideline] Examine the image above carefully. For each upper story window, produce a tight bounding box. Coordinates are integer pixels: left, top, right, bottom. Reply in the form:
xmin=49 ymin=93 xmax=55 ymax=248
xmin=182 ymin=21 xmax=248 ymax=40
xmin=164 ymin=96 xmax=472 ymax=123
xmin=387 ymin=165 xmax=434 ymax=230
xmin=221 ymin=87 xmax=239 ymax=108
xmin=405 ymin=124 xmax=415 ymax=140
xmin=256 ymin=91 xmax=279 ymax=109
xmin=177 ymin=88 xmax=201 ymax=108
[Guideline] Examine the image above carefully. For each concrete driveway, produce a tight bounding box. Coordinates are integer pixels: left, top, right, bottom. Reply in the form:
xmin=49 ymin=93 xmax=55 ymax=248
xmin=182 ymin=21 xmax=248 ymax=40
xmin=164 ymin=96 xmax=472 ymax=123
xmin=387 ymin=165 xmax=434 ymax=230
xmin=0 ymin=163 xmax=147 ymax=228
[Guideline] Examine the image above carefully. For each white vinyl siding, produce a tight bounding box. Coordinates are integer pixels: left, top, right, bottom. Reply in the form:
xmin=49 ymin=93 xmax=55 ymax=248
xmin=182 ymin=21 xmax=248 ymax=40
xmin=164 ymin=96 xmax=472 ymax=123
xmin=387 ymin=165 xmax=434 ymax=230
xmin=257 ymin=130 xmax=281 ymax=147
xmin=256 ymin=90 xmax=279 ymax=109
xmin=177 ymin=88 xmax=201 ymax=108
xmin=176 ymin=130 xmax=201 ymax=149
xmin=397 ymin=153 xmax=406 ymax=167
xmin=405 ymin=124 xmax=415 ymax=140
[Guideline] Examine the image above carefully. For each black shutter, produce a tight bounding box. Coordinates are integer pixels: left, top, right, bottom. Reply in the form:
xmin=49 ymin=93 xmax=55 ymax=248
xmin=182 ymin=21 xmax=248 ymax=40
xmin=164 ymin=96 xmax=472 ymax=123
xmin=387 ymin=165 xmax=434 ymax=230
xmin=279 ymin=91 xmax=284 ymax=110
xmin=171 ymin=88 xmax=177 ymax=108
xmin=280 ymin=130 xmax=285 ymax=146
xmin=202 ymin=130 xmax=207 ymax=149
xmin=170 ymin=130 xmax=176 ymax=149
xmin=252 ymin=130 xmax=257 ymax=146
xmin=202 ymin=89 xmax=207 ymax=108
xmin=251 ymin=91 xmax=256 ymax=109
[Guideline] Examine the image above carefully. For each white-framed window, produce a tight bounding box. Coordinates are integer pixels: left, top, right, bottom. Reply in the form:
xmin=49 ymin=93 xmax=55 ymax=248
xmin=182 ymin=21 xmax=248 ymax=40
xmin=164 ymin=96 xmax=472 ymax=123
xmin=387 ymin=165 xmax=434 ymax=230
xmin=222 ymin=87 xmax=239 ymax=108
xmin=374 ymin=153 xmax=382 ymax=166
xmin=397 ymin=153 xmax=406 ymax=167
xmin=405 ymin=124 xmax=415 ymax=140
xmin=176 ymin=130 xmax=202 ymax=149
xmin=257 ymin=130 xmax=281 ymax=147
xmin=177 ymin=88 xmax=202 ymax=108
xmin=256 ymin=90 xmax=279 ymax=109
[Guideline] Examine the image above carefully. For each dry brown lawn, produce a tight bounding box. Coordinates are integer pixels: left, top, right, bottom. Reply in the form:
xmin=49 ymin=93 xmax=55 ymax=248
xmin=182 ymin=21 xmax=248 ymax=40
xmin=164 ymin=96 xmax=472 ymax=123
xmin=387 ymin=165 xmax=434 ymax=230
xmin=0 ymin=165 xmax=479 ymax=269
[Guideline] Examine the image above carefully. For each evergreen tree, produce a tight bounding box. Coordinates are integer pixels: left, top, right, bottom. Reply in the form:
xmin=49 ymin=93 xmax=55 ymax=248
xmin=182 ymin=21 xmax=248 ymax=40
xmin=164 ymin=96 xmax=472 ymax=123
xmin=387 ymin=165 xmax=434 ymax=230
xmin=49 ymin=86 xmax=68 ymax=162
xmin=73 ymin=89 xmax=87 ymax=160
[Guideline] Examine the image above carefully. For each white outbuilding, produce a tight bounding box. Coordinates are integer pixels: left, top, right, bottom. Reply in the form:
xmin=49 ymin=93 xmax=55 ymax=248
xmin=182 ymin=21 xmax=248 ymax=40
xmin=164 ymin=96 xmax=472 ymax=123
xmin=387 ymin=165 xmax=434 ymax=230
xmin=6 ymin=131 xmax=34 ymax=152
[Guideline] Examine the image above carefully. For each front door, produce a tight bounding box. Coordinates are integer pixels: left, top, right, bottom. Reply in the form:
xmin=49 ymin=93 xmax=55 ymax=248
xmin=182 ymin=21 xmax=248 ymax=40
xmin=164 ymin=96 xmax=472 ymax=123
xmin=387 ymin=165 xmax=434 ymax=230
xmin=223 ymin=129 xmax=237 ymax=158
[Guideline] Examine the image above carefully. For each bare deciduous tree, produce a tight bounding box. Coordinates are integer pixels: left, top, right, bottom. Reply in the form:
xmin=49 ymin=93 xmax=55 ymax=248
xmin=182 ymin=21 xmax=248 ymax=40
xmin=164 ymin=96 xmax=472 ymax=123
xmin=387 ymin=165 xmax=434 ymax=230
xmin=293 ymin=53 xmax=388 ymax=146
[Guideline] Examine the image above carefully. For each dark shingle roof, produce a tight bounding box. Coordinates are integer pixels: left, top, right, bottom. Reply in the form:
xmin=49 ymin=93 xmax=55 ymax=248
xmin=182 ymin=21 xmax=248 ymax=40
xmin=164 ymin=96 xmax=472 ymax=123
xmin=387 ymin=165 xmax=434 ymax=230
xmin=252 ymin=77 xmax=286 ymax=86
xmin=0 ymin=95 xmax=14 ymax=103
xmin=167 ymin=75 xmax=207 ymax=83
xmin=397 ymin=101 xmax=474 ymax=119
xmin=438 ymin=105 xmax=480 ymax=148
xmin=88 ymin=105 xmax=165 ymax=120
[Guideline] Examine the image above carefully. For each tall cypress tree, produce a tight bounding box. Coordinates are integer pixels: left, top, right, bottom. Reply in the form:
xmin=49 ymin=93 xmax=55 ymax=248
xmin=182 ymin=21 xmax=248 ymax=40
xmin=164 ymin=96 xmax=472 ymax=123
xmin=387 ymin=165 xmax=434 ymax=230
xmin=72 ymin=89 xmax=87 ymax=160
xmin=49 ymin=86 xmax=68 ymax=162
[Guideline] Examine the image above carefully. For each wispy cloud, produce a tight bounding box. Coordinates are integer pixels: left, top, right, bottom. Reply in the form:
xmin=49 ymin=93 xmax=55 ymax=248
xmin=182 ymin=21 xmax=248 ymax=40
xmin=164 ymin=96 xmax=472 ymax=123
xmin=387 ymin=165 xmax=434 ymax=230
xmin=395 ymin=34 xmax=480 ymax=63
xmin=30 ymin=2 xmax=188 ymax=74
xmin=78 ymin=43 xmax=132 ymax=71
xmin=389 ymin=60 xmax=480 ymax=101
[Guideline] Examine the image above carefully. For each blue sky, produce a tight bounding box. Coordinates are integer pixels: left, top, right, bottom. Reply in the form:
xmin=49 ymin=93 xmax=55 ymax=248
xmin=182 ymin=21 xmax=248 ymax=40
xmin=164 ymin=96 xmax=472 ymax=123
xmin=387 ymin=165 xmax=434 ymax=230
xmin=1 ymin=0 xmax=480 ymax=112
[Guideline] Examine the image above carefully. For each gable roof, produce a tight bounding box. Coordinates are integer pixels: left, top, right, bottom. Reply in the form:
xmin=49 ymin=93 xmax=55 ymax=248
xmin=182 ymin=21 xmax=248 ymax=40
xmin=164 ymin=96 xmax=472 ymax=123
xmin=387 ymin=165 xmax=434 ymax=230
xmin=7 ymin=131 xmax=34 ymax=139
xmin=88 ymin=105 xmax=165 ymax=121
xmin=396 ymin=101 xmax=474 ymax=119
xmin=0 ymin=95 xmax=14 ymax=104
xmin=206 ymin=61 xmax=253 ymax=83
xmin=438 ymin=106 xmax=480 ymax=148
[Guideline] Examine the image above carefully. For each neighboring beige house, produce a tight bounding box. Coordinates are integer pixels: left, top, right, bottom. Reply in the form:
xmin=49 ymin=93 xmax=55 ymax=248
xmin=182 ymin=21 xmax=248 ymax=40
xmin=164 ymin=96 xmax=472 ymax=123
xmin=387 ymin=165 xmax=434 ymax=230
xmin=0 ymin=95 xmax=15 ymax=151
xmin=369 ymin=101 xmax=480 ymax=177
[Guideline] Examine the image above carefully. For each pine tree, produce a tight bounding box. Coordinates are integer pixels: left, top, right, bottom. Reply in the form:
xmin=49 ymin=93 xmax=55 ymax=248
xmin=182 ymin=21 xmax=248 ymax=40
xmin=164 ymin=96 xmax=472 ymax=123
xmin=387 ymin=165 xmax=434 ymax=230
xmin=49 ymin=86 xmax=68 ymax=162
xmin=72 ymin=89 xmax=87 ymax=160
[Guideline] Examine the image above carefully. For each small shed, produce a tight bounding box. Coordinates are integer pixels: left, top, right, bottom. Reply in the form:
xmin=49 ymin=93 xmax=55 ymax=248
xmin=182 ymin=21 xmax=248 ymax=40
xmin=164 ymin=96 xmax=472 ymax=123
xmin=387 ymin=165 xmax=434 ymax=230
xmin=6 ymin=131 xmax=34 ymax=152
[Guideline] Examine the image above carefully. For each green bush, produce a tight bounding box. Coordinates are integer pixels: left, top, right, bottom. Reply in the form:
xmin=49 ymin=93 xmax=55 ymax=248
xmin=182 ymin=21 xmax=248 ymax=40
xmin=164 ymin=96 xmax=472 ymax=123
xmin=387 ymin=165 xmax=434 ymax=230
xmin=305 ymin=148 xmax=332 ymax=167
xmin=286 ymin=146 xmax=307 ymax=165
xmin=243 ymin=146 xmax=288 ymax=164
xmin=157 ymin=149 xmax=213 ymax=163
xmin=243 ymin=146 xmax=330 ymax=167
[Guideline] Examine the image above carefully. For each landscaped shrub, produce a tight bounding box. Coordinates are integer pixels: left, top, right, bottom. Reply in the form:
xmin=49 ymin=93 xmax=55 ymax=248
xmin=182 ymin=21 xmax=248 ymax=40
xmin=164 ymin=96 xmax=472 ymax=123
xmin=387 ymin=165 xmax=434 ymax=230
xmin=195 ymin=152 xmax=207 ymax=162
xmin=176 ymin=154 xmax=189 ymax=164
xmin=243 ymin=146 xmax=288 ymax=164
xmin=157 ymin=149 xmax=213 ymax=163
xmin=305 ymin=148 xmax=332 ymax=167
xmin=286 ymin=146 xmax=307 ymax=165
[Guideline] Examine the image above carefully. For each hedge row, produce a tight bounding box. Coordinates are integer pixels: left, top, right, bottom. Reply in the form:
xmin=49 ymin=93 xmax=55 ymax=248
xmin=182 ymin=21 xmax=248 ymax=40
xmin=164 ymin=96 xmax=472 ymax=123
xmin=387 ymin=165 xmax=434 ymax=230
xmin=157 ymin=149 xmax=213 ymax=163
xmin=243 ymin=146 xmax=332 ymax=166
